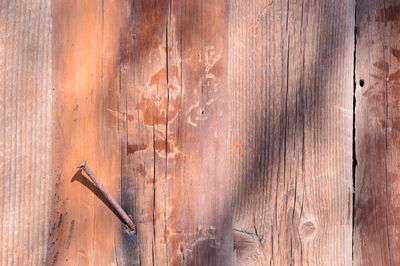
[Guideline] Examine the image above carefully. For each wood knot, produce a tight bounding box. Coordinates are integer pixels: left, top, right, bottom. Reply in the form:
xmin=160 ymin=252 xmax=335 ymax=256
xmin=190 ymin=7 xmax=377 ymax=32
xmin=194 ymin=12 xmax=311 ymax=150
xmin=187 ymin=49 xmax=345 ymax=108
xmin=233 ymin=229 xmax=263 ymax=264
xmin=299 ymin=220 xmax=317 ymax=239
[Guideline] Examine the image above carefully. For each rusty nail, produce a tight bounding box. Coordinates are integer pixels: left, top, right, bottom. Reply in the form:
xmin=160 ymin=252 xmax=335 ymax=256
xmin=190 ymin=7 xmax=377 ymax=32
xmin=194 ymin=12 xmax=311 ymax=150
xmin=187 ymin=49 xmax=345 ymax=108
xmin=77 ymin=161 xmax=136 ymax=233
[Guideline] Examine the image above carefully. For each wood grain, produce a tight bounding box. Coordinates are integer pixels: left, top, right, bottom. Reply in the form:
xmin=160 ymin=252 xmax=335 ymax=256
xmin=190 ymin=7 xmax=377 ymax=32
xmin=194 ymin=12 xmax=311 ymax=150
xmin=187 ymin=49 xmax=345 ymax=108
xmin=354 ymin=1 xmax=400 ymax=265
xmin=229 ymin=0 xmax=354 ymax=264
xmin=3 ymin=0 xmax=395 ymax=265
xmin=0 ymin=1 xmax=52 ymax=265
xmin=48 ymin=0 xmax=231 ymax=265
xmin=48 ymin=0 xmax=124 ymax=265
xmin=120 ymin=0 xmax=232 ymax=264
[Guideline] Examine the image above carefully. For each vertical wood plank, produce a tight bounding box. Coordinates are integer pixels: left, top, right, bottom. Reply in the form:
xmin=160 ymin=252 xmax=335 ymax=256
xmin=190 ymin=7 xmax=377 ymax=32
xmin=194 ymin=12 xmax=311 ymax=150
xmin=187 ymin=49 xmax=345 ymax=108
xmin=120 ymin=0 xmax=232 ymax=264
xmin=355 ymin=1 xmax=400 ymax=265
xmin=0 ymin=1 xmax=52 ymax=265
xmin=229 ymin=0 xmax=354 ymax=264
xmin=119 ymin=0 xmax=170 ymax=264
xmin=167 ymin=1 xmax=232 ymax=264
xmin=48 ymin=1 xmax=124 ymax=265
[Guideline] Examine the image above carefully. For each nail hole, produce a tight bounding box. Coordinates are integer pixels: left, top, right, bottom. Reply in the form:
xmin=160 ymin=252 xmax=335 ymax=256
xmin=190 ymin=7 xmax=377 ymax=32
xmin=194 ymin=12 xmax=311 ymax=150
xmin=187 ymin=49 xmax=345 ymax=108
xmin=201 ymin=110 xmax=205 ymax=115
xmin=126 ymin=226 xmax=136 ymax=234
xmin=359 ymin=79 xmax=365 ymax=87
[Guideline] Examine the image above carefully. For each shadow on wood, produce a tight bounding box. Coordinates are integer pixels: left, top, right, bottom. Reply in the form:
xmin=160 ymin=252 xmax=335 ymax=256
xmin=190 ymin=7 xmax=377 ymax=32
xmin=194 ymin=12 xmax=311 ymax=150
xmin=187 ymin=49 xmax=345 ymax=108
xmin=230 ymin=1 xmax=354 ymax=264
xmin=71 ymin=170 xmax=130 ymax=229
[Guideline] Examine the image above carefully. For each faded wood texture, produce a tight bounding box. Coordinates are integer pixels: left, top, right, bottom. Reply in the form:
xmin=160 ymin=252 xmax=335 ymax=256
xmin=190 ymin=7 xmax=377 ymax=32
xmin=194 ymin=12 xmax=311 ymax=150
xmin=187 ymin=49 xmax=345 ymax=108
xmin=354 ymin=1 xmax=400 ymax=265
xmin=0 ymin=0 xmax=371 ymax=265
xmin=0 ymin=1 xmax=52 ymax=265
xmin=48 ymin=0 xmax=231 ymax=265
xmin=229 ymin=0 xmax=354 ymax=265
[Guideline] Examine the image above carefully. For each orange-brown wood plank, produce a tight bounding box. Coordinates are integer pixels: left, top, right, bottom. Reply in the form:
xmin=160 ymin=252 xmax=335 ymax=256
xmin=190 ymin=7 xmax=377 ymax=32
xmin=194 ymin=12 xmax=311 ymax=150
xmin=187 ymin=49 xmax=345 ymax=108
xmin=0 ymin=1 xmax=52 ymax=265
xmin=48 ymin=0 xmax=125 ymax=265
xmin=354 ymin=1 xmax=400 ymax=265
xmin=229 ymin=0 xmax=354 ymax=264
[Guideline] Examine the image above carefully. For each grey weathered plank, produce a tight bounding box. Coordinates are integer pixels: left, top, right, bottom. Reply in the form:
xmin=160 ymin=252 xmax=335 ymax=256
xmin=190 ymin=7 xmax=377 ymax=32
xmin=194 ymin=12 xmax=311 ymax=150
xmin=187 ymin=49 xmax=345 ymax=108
xmin=0 ymin=0 xmax=52 ymax=265
xmin=121 ymin=0 xmax=232 ymax=264
xmin=229 ymin=0 xmax=354 ymax=264
xmin=354 ymin=1 xmax=400 ymax=265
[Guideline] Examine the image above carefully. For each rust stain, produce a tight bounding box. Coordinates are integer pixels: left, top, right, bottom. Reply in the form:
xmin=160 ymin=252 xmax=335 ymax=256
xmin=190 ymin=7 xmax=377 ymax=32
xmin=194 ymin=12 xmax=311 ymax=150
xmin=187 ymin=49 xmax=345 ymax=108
xmin=376 ymin=118 xmax=388 ymax=129
xmin=107 ymin=109 xmax=134 ymax=121
xmin=370 ymin=74 xmax=386 ymax=81
xmin=135 ymin=163 xmax=146 ymax=177
xmin=376 ymin=5 xmax=400 ymax=22
xmin=127 ymin=143 xmax=148 ymax=154
xmin=145 ymin=174 xmax=172 ymax=185
xmin=135 ymin=0 xmax=169 ymax=52
xmin=389 ymin=69 xmax=400 ymax=81
xmin=137 ymin=66 xmax=181 ymax=126
xmin=145 ymin=177 xmax=155 ymax=185
xmin=149 ymin=67 xmax=167 ymax=87
xmin=154 ymin=139 xmax=175 ymax=154
xmin=362 ymin=83 xmax=378 ymax=97
xmin=373 ymin=60 xmax=389 ymax=73
xmin=391 ymin=48 xmax=400 ymax=61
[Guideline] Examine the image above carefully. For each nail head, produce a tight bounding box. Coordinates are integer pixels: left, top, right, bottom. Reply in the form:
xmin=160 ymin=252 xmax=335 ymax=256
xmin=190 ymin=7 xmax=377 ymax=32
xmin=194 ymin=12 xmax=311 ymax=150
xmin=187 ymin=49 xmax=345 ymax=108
xmin=77 ymin=160 xmax=87 ymax=168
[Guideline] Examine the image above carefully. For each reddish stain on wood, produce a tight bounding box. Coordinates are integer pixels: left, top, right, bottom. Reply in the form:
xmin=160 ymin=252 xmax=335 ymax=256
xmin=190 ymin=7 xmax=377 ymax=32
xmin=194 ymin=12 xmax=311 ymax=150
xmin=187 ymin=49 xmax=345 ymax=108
xmin=135 ymin=0 xmax=169 ymax=51
xmin=137 ymin=66 xmax=181 ymax=126
xmin=376 ymin=5 xmax=400 ymax=22
xmin=389 ymin=69 xmax=400 ymax=81
xmin=154 ymin=139 xmax=175 ymax=154
xmin=135 ymin=164 xmax=147 ymax=177
xmin=391 ymin=48 xmax=400 ymax=60
xmin=373 ymin=60 xmax=389 ymax=73
xmin=127 ymin=143 xmax=148 ymax=154
xmin=370 ymin=73 xmax=386 ymax=81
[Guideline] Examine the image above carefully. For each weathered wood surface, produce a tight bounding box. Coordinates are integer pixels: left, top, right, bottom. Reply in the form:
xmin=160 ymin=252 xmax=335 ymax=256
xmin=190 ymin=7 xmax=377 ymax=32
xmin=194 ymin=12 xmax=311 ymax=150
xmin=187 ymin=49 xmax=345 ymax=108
xmin=0 ymin=1 xmax=52 ymax=265
xmin=119 ymin=0 xmax=231 ymax=265
xmin=3 ymin=0 xmax=396 ymax=265
xmin=48 ymin=0 xmax=231 ymax=265
xmin=229 ymin=0 xmax=354 ymax=265
xmin=354 ymin=1 xmax=400 ymax=265
xmin=48 ymin=1 xmax=125 ymax=265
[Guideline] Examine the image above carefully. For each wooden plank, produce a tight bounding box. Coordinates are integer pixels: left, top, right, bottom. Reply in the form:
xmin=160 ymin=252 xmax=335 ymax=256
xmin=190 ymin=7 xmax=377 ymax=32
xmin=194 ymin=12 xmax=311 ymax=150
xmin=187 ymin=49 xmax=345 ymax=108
xmin=167 ymin=1 xmax=232 ymax=264
xmin=354 ymin=1 xmax=400 ymax=265
xmin=119 ymin=0 xmax=170 ymax=264
xmin=0 ymin=1 xmax=52 ymax=265
xmin=229 ymin=0 xmax=354 ymax=264
xmin=120 ymin=0 xmax=232 ymax=264
xmin=47 ymin=1 xmax=124 ymax=265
